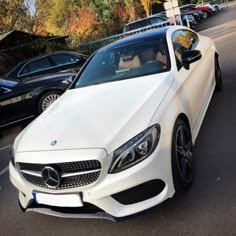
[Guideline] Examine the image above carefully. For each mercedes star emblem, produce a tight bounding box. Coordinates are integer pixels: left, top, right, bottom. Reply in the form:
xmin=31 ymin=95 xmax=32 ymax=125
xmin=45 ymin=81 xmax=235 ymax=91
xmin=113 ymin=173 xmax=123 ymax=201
xmin=42 ymin=166 xmax=61 ymax=189
xmin=51 ymin=140 xmax=57 ymax=146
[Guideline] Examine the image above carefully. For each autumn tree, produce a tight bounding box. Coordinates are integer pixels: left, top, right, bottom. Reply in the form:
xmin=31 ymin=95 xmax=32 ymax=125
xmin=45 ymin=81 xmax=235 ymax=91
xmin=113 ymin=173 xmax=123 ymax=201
xmin=43 ymin=0 xmax=72 ymax=35
xmin=0 ymin=0 xmax=27 ymax=32
xmin=0 ymin=0 xmax=169 ymax=48
xmin=140 ymin=0 xmax=162 ymax=16
xmin=0 ymin=0 xmax=52 ymax=34
xmin=17 ymin=0 xmax=52 ymax=34
xmin=67 ymin=4 xmax=100 ymax=46
xmin=123 ymin=0 xmax=136 ymax=21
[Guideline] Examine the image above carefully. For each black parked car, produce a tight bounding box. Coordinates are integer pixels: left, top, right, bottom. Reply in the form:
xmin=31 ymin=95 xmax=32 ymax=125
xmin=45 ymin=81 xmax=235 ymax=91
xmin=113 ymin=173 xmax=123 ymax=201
xmin=0 ymin=72 xmax=76 ymax=128
xmin=5 ymin=51 xmax=88 ymax=80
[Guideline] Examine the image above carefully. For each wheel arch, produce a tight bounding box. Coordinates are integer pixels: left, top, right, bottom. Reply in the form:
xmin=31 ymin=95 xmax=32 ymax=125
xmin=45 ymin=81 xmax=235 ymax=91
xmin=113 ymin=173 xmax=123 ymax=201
xmin=176 ymin=113 xmax=192 ymax=138
xmin=33 ymin=87 xmax=65 ymax=101
xmin=33 ymin=87 xmax=65 ymax=113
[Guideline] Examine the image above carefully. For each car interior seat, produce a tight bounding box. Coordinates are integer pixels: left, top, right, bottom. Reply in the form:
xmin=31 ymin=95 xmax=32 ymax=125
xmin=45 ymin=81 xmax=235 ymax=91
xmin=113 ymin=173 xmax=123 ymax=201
xmin=118 ymin=54 xmax=141 ymax=70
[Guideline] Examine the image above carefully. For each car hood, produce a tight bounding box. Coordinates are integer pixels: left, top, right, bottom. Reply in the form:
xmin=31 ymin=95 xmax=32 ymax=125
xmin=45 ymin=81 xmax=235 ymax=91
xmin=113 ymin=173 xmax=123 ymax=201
xmin=16 ymin=72 xmax=173 ymax=154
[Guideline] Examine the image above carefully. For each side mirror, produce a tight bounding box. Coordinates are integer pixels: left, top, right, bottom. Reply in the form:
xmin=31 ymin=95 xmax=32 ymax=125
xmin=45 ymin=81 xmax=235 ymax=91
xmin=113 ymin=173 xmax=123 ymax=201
xmin=181 ymin=50 xmax=202 ymax=70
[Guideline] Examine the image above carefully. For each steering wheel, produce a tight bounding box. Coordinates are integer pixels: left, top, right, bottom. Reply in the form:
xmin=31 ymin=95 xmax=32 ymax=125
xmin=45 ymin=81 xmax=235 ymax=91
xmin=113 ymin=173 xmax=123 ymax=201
xmin=142 ymin=60 xmax=166 ymax=71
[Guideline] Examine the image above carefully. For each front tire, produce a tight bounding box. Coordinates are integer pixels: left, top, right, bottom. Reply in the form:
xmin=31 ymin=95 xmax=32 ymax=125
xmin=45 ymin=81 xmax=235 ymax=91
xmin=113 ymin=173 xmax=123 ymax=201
xmin=171 ymin=119 xmax=195 ymax=192
xmin=38 ymin=90 xmax=62 ymax=114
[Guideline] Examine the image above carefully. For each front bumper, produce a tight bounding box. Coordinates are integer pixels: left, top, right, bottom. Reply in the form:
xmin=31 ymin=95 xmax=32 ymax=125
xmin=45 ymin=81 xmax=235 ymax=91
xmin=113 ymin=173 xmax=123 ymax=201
xmin=9 ymin=134 xmax=175 ymax=219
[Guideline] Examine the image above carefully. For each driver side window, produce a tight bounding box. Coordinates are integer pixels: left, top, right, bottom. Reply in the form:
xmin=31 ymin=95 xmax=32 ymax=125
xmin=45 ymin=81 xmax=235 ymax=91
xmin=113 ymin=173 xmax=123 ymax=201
xmin=172 ymin=30 xmax=199 ymax=70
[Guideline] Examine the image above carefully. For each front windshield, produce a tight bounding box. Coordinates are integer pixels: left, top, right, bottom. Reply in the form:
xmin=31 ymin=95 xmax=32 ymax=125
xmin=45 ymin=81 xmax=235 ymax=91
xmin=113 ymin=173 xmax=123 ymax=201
xmin=75 ymin=39 xmax=170 ymax=88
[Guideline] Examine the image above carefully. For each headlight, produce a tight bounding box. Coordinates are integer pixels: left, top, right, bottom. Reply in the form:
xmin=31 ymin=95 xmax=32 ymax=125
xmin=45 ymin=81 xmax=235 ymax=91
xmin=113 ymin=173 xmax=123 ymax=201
xmin=10 ymin=147 xmax=15 ymax=166
xmin=108 ymin=125 xmax=160 ymax=174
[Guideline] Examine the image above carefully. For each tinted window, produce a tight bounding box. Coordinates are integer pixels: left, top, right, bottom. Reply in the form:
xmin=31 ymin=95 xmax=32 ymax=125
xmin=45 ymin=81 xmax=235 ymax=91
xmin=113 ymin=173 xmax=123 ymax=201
xmin=75 ymin=39 xmax=170 ymax=88
xmin=124 ymin=20 xmax=148 ymax=32
xmin=135 ymin=20 xmax=148 ymax=28
xmin=20 ymin=57 xmax=51 ymax=75
xmin=124 ymin=23 xmax=137 ymax=32
xmin=51 ymin=54 xmax=80 ymax=66
xmin=149 ymin=17 xmax=164 ymax=24
xmin=172 ymin=30 xmax=199 ymax=68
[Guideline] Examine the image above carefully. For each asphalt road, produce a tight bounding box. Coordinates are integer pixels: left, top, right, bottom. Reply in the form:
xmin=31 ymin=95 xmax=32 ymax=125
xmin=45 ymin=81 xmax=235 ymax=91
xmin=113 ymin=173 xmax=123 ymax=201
xmin=1 ymin=4 xmax=236 ymax=236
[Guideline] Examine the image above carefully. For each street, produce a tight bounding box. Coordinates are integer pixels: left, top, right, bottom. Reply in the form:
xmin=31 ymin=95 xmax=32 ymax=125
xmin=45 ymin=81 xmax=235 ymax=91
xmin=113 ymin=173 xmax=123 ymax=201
xmin=0 ymin=3 xmax=236 ymax=235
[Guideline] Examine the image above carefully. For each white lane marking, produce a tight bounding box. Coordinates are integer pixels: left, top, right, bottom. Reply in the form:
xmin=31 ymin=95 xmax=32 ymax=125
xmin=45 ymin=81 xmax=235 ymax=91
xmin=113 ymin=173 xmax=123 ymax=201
xmin=0 ymin=166 xmax=9 ymax=176
xmin=0 ymin=145 xmax=11 ymax=151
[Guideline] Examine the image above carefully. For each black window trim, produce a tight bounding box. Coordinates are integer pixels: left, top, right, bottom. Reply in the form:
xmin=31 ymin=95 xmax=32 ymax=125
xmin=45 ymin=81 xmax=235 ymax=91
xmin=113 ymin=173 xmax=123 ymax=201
xmin=17 ymin=55 xmax=52 ymax=77
xmin=17 ymin=52 xmax=82 ymax=78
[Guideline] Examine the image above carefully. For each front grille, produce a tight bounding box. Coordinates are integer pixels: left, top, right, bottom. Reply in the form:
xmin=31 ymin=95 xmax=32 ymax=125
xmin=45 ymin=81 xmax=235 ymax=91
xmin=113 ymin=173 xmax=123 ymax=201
xmin=18 ymin=160 xmax=101 ymax=190
xmin=19 ymin=160 xmax=101 ymax=172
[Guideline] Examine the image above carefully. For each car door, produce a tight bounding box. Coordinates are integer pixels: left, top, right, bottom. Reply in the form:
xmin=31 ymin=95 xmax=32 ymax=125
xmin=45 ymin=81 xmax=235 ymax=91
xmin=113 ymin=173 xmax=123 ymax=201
xmin=171 ymin=29 xmax=215 ymax=135
xmin=0 ymin=83 xmax=33 ymax=127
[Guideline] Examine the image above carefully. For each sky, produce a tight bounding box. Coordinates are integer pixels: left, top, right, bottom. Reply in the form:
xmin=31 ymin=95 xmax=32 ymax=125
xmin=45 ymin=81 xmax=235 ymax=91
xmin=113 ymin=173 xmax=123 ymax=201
xmin=25 ymin=0 xmax=36 ymax=16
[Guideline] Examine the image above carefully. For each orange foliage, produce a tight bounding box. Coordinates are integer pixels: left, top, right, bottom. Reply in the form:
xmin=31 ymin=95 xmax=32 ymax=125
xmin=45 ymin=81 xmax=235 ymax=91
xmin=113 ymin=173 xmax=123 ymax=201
xmin=67 ymin=7 xmax=99 ymax=43
xmin=176 ymin=31 xmax=192 ymax=48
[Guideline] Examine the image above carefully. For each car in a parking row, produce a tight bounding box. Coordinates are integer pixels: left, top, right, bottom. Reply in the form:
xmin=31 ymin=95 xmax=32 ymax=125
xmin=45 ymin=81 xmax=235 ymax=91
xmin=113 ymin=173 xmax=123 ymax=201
xmin=6 ymin=51 xmax=88 ymax=80
xmin=180 ymin=4 xmax=213 ymax=19
xmin=123 ymin=1 xmax=223 ymax=35
xmin=0 ymin=51 xmax=89 ymax=128
xmin=9 ymin=26 xmax=222 ymax=220
xmin=198 ymin=0 xmax=226 ymax=12
xmin=154 ymin=12 xmax=197 ymax=28
xmin=0 ymin=72 xmax=76 ymax=128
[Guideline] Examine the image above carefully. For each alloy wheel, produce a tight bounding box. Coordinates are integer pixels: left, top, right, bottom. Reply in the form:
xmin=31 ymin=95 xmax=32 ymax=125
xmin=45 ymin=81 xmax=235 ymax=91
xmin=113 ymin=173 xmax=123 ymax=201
xmin=175 ymin=125 xmax=194 ymax=184
xmin=41 ymin=94 xmax=61 ymax=111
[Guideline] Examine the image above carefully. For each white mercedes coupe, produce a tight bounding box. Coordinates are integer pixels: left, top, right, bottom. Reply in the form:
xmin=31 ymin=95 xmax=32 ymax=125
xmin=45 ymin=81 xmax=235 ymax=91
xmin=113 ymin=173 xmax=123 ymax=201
xmin=9 ymin=26 xmax=222 ymax=221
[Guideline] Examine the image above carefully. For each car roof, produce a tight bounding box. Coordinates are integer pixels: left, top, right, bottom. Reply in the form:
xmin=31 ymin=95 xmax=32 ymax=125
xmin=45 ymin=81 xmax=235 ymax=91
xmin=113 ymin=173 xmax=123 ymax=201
xmin=5 ymin=51 xmax=88 ymax=77
xmin=124 ymin=16 xmax=166 ymax=27
xmin=98 ymin=27 xmax=169 ymax=53
xmin=19 ymin=51 xmax=88 ymax=64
